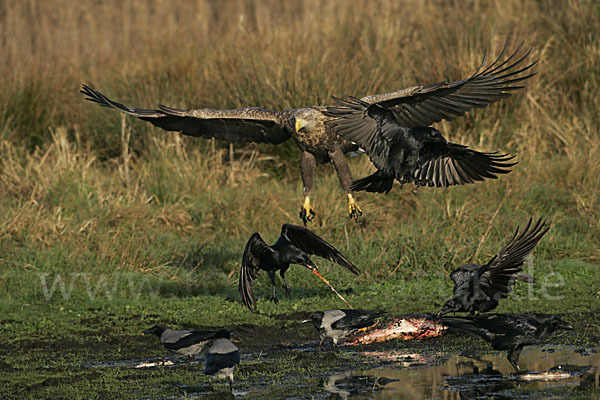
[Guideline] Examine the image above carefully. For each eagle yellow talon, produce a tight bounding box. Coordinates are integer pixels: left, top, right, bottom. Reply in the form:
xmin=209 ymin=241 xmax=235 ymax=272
xmin=299 ymin=196 xmax=315 ymax=226
xmin=347 ymin=193 xmax=362 ymax=222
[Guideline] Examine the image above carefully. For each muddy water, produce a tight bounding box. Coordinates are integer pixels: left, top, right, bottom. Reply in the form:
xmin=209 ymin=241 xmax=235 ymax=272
xmin=323 ymin=346 xmax=598 ymax=399
xmin=241 ymin=345 xmax=598 ymax=399
xmin=90 ymin=344 xmax=598 ymax=399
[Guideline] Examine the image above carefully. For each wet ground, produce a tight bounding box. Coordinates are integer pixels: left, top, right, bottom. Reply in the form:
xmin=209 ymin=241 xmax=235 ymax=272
xmin=4 ymin=313 xmax=600 ymax=399
xmin=84 ymin=340 xmax=599 ymax=399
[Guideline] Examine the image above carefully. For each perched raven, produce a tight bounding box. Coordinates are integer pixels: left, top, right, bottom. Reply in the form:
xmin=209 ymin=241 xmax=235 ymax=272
xmin=238 ymin=224 xmax=359 ymax=311
xmin=438 ymin=217 xmax=549 ymax=317
xmin=442 ymin=313 xmax=574 ymax=371
xmin=302 ymin=309 xmax=384 ymax=345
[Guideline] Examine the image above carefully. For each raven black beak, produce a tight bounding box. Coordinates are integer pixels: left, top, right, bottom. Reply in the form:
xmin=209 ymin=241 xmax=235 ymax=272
xmin=142 ymin=328 xmax=153 ymax=335
xmin=304 ymin=263 xmax=317 ymax=271
xmin=559 ymin=320 xmax=575 ymax=330
xmin=436 ymin=305 xmax=450 ymax=319
xmin=301 ymin=319 xmax=311 ymax=324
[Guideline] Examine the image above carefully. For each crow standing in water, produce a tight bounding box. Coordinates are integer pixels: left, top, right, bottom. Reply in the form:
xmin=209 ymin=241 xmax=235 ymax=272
xmin=437 ymin=217 xmax=549 ymax=317
xmin=442 ymin=313 xmax=574 ymax=371
xmin=143 ymin=324 xmax=226 ymax=358
xmin=302 ymin=309 xmax=384 ymax=345
xmin=203 ymin=330 xmax=240 ymax=392
xmin=324 ymin=41 xmax=535 ymax=194
xmin=238 ymin=224 xmax=359 ymax=311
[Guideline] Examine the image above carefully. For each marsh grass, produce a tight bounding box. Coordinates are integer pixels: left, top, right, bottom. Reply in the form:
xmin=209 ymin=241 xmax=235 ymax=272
xmin=1 ymin=1 xmax=600 ymax=398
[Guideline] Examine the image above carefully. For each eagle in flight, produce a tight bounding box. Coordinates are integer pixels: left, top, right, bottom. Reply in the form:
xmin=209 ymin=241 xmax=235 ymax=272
xmin=81 ymin=39 xmax=534 ymax=224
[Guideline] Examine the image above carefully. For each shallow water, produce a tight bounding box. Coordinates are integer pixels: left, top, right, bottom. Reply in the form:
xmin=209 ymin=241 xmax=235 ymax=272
xmin=253 ymin=346 xmax=597 ymax=399
xmin=87 ymin=344 xmax=598 ymax=399
xmin=322 ymin=346 xmax=598 ymax=399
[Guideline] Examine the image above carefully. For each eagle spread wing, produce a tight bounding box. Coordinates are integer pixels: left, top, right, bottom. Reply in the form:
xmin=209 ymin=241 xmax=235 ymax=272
xmin=281 ymin=224 xmax=359 ymax=275
xmin=359 ymin=39 xmax=536 ymax=127
xmin=81 ymin=84 xmax=291 ymax=144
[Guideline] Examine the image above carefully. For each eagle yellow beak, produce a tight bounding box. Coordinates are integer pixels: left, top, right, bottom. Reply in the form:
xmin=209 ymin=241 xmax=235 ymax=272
xmin=295 ymin=118 xmax=307 ymax=133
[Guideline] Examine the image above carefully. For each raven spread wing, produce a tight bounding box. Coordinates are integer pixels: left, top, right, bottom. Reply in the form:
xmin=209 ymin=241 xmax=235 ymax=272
xmin=238 ymin=233 xmax=276 ymax=311
xmin=412 ymin=142 xmax=516 ymax=188
xmin=324 ymin=97 xmax=516 ymax=188
xmin=162 ymin=330 xmax=219 ymax=351
xmin=479 ymin=218 xmax=548 ymax=299
xmin=281 ymin=224 xmax=359 ymax=275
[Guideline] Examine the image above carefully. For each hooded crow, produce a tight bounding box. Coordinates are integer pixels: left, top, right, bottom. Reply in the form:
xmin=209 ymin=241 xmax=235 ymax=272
xmin=303 ymin=309 xmax=383 ymax=345
xmin=442 ymin=313 xmax=574 ymax=371
xmin=143 ymin=324 xmax=223 ymax=358
xmin=203 ymin=330 xmax=240 ymax=392
xmin=438 ymin=217 xmax=549 ymax=317
xmin=238 ymin=224 xmax=360 ymax=311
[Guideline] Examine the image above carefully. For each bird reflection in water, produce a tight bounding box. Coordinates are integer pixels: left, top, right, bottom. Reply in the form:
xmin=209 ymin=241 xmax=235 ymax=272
xmin=443 ymin=361 xmax=515 ymax=400
xmin=323 ymin=371 xmax=397 ymax=399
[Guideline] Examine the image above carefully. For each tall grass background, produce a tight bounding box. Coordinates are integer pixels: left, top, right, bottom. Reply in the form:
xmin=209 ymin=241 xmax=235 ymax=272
xmin=1 ymin=0 xmax=599 ymax=313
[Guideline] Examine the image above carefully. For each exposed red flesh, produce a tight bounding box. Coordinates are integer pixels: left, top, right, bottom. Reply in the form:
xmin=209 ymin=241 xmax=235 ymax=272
xmin=343 ymin=315 xmax=447 ymax=345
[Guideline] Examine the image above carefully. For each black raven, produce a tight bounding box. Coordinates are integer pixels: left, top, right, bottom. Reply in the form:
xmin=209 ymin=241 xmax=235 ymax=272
xmin=302 ymin=309 xmax=384 ymax=345
xmin=238 ymin=224 xmax=359 ymax=311
xmin=438 ymin=217 xmax=549 ymax=317
xmin=442 ymin=313 xmax=574 ymax=371
xmin=323 ymin=41 xmax=535 ymax=193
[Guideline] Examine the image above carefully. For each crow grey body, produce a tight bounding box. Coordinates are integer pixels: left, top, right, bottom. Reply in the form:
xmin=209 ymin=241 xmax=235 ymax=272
xmin=143 ymin=324 xmax=222 ymax=358
xmin=203 ymin=331 xmax=240 ymax=392
xmin=303 ymin=309 xmax=383 ymax=345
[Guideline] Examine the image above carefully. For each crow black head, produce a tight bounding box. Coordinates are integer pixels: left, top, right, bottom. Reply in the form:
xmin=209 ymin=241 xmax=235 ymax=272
xmin=302 ymin=311 xmax=325 ymax=327
xmin=437 ymin=298 xmax=460 ymax=318
xmin=213 ymin=329 xmax=233 ymax=339
xmin=143 ymin=324 xmax=168 ymax=337
xmin=551 ymin=317 xmax=574 ymax=331
xmin=288 ymin=248 xmax=317 ymax=270
xmin=411 ymin=126 xmax=447 ymax=143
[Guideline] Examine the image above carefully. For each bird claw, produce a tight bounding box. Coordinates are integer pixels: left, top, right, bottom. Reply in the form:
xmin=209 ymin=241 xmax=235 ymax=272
xmin=283 ymin=285 xmax=292 ymax=299
xmin=347 ymin=194 xmax=362 ymax=222
xmin=299 ymin=196 xmax=316 ymax=225
xmin=270 ymin=295 xmax=279 ymax=304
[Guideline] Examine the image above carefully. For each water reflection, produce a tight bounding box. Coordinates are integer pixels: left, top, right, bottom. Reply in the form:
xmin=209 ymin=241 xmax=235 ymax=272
xmin=322 ymin=346 xmax=599 ymax=399
xmin=323 ymin=372 xmax=396 ymax=399
xmin=443 ymin=362 xmax=514 ymax=399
